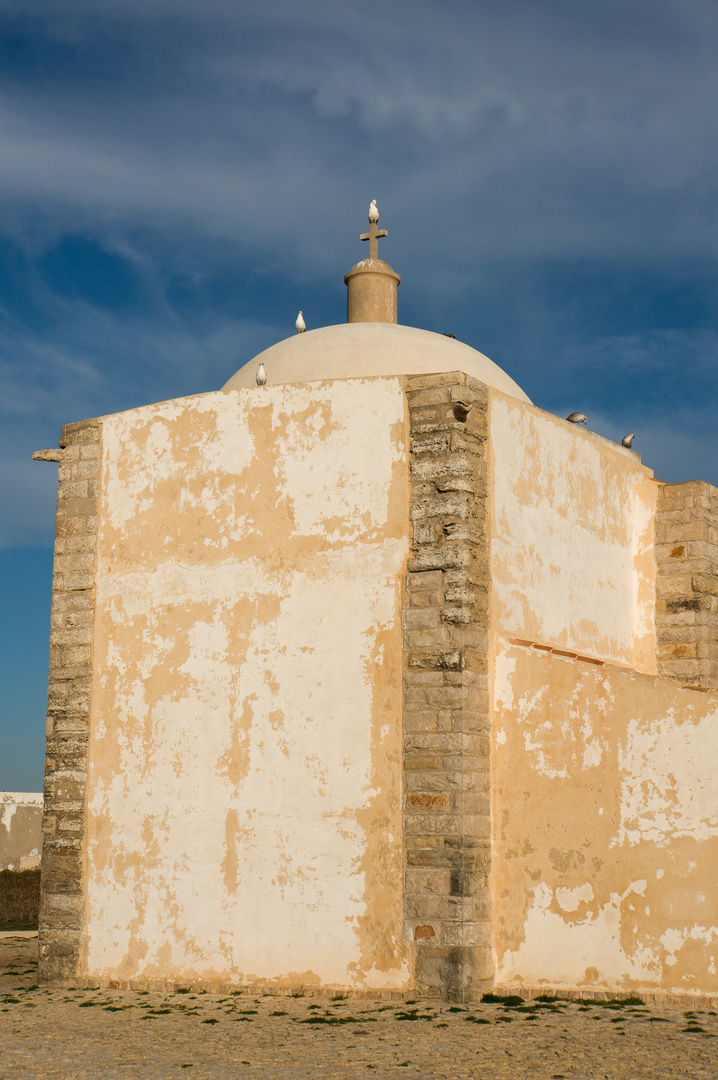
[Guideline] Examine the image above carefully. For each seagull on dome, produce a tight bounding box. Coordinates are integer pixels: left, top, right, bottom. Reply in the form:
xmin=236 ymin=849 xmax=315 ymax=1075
xmin=295 ymin=311 xmax=306 ymax=333
xmin=368 ymin=199 xmax=379 ymax=223
xmin=622 ymin=433 xmax=636 ymax=448
xmin=566 ymin=412 xmax=587 ymax=425
xmin=256 ymin=363 xmax=267 ymax=386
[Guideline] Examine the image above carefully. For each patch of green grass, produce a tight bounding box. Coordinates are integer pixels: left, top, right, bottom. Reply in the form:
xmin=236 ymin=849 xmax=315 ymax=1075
xmin=464 ymin=1015 xmax=491 ymax=1025
xmin=201 ymin=1018 xmax=219 ymax=1025
xmin=298 ymin=1014 xmax=374 ymax=1026
xmin=271 ymin=1010 xmax=288 ymax=1016
xmin=180 ymin=1065 xmax=193 ymax=1069
xmin=481 ymin=993 xmax=524 ymax=1006
xmin=645 ymin=1017 xmax=669 ymax=1023
xmin=394 ymin=1009 xmax=436 ymax=1021
xmin=78 ymin=1000 xmax=99 ymax=1007
xmin=446 ymin=1006 xmax=465 ymax=1013
xmin=238 ymin=1009 xmax=257 ymax=1015
xmin=291 ymin=991 xmax=304 ymax=998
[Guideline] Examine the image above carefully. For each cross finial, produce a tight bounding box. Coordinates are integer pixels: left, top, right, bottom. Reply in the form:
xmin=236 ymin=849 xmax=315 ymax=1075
xmin=360 ymin=199 xmax=388 ymax=259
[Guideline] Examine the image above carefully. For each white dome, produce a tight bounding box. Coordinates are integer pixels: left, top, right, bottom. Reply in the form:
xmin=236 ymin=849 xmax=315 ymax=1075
xmin=221 ymin=322 xmax=531 ymax=403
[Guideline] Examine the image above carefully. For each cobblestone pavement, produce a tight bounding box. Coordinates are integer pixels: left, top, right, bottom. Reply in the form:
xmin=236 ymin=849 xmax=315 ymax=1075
xmin=1 ymin=937 xmax=717 ymax=1079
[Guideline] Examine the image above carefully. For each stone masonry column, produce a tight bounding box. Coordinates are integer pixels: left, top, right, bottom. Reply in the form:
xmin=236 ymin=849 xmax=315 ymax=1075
xmin=402 ymin=372 xmax=492 ymax=1002
xmin=38 ymin=419 xmax=100 ymax=982
xmin=655 ymin=480 xmax=718 ymax=691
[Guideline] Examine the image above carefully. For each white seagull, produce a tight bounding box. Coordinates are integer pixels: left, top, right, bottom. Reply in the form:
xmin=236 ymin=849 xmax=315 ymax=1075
xmin=368 ymin=199 xmax=379 ymax=223
xmin=295 ymin=311 xmax=306 ymax=333
xmin=622 ymin=433 xmax=636 ymax=448
xmin=566 ymin=412 xmax=587 ymax=425
xmin=256 ymin=363 xmax=267 ymax=386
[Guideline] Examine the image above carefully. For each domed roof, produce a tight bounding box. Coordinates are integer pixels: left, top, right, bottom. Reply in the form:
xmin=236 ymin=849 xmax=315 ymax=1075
xmin=221 ymin=322 xmax=531 ymax=403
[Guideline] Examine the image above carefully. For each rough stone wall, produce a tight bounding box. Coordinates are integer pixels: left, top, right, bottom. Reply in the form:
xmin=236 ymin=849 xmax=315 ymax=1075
xmin=655 ymin=480 xmax=718 ymax=690
xmin=402 ymin=372 xmax=492 ymax=1003
xmin=38 ymin=419 xmax=100 ymax=983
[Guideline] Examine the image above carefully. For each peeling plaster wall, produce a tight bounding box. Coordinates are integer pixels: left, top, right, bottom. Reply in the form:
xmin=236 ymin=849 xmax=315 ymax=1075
xmin=489 ymin=394 xmax=717 ymax=995
xmin=490 ymin=392 xmax=657 ymax=671
xmin=492 ymin=644 xmax=718 ymax=996
xmin=83 ymin=378 xmax=411 ymax=989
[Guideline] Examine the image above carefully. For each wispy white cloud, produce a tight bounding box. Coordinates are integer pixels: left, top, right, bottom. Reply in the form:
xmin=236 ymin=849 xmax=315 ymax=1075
xmin=0 ymin=0 xmax=715 ymax=548
xmin=0 ymin=0 xmax=714 ymax=270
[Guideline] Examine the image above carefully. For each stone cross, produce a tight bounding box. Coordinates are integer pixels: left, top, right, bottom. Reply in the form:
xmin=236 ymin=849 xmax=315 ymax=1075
xmin=360 ymin=219 xmax=388 ymax=260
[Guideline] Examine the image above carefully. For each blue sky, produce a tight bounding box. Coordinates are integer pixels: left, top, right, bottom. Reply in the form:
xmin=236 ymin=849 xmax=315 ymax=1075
xmin=1 ymin=0 xmax=716 ymax=789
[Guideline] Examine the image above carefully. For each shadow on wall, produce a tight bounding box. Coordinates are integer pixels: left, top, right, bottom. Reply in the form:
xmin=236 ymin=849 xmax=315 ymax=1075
xmin=0 ymin=870 xmax=41 ymax=930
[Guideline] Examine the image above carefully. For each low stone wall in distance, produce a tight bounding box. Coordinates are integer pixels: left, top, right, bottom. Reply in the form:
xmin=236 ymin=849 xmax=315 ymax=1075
xmin=0 ymin=868 xmax=41 ymax=929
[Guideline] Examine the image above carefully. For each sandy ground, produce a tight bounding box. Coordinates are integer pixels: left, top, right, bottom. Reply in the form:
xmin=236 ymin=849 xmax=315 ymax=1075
xmin=1 ymin=935 xmax=716 ymax=1079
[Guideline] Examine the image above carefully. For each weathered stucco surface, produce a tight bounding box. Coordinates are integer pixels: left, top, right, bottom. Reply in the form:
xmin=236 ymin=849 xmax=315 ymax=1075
xmin=489 ymin=392 xmax=717 ymax=996
xmin=490 ymin=392 xmax=657 ymax=671
xmin=83 ymin=378 xmax=411 ymax=989
xmin=492 ymin=643 xmax=718 ymax=995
